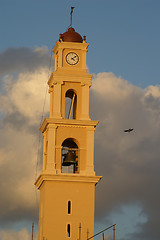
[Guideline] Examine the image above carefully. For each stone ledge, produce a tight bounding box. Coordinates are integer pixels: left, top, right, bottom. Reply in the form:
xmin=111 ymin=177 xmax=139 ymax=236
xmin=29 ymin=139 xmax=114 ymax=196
xmin=35 ymin=173 xmax=102 ymax=190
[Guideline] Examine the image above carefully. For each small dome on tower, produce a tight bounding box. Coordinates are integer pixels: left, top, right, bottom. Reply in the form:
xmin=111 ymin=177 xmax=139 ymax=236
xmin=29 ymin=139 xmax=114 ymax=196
xmin=60 ymin=27 xmax=83 ymax=43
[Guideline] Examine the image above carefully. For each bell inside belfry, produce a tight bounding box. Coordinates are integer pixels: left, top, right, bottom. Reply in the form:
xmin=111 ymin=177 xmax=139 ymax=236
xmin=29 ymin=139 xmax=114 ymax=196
xmin=62 ymin=150 xmax=77 ymax=166
xmin=61 ymin=138 xmax=79 ymax=173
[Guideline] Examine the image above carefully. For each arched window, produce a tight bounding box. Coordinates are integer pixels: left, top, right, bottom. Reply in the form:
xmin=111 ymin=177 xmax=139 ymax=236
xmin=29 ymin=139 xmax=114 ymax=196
xmin=61 ymin=138 xmax=78 ymax=173
xmin=65 ymin=89 xmax=77 ymax=119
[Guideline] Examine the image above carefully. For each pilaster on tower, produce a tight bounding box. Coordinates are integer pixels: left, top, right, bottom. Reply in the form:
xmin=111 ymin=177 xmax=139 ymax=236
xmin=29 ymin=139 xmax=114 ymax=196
xmin=35 ymin=12 xmax=101 ymax=240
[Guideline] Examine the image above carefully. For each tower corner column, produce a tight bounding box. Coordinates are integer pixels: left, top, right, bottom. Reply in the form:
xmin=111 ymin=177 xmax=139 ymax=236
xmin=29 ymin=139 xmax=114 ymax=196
xmin=45 ymin=124 xmax=57 ymax=173
xmin=80 ymin=82 xmax=91 ymax=120
xmin=52 ymin=81 xmax=63 ymax=119
xmin=86 ymin=126 xmax=96 ymax=175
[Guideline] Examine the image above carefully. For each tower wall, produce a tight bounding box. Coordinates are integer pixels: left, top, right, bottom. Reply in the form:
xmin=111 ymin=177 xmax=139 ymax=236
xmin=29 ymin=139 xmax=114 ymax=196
xmin=38 ymin=179 xmax=95 ymax=240
xmin=35 ymin=25 xmax=101 ymax=240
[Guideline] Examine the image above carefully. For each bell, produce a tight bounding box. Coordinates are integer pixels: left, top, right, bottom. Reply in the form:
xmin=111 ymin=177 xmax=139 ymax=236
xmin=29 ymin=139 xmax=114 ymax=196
xmin=62 ymin=150 xmax=77 ymax=166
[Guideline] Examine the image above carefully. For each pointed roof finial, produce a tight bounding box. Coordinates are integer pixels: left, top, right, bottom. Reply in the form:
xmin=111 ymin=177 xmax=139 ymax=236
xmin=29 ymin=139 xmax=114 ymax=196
xmin=70 ymin=6 xmax=75 ymax=28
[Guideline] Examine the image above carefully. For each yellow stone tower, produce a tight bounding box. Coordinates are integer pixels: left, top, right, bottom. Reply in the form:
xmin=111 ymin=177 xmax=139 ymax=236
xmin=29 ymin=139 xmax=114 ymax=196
xmin=35 ymin=10 xmax=101 ymax=240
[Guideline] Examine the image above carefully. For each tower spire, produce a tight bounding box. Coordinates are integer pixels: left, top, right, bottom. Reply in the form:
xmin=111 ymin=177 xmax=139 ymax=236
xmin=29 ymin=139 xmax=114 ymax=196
xmin=70 ymin=6 xmax=75 ymax=27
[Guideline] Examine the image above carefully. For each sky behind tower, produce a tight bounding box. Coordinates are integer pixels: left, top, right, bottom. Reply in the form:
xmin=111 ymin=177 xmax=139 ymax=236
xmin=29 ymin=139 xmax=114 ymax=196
xmin=0 ymin=1 xmax=160 ymax=240
xmin=1 ymin=0 xmax=160 ymax=88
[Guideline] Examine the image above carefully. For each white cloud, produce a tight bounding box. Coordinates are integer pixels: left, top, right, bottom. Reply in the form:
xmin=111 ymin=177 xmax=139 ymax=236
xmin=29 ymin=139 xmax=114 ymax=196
xmin=0 ymin=46 xmax=50 ymax=76
xmin=90 ymin=73 xmax=160 ymax=239
xmin=0 ymin=47 xmax=160 ymax=240
xmin=144 ymin=85 xmax=160 ymax=98
xmin=0 ymin=62 xmax=49 ymax=227
xmin=1 ymin=68 xmax=49 ymax=124
xmin=0 ymin=228 xmax=37 ymax=240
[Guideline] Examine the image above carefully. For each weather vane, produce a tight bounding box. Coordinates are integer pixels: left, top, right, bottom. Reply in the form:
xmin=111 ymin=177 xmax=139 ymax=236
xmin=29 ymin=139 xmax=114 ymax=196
xmin=70 ymin=6 xmax=75 ymax=28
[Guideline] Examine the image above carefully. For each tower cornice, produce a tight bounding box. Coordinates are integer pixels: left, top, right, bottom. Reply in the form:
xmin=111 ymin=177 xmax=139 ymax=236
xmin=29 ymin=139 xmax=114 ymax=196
xmin=35 ymin=173 xmax=102 ymax=190
xmin=40 ymin=118 xmax=99 ymax=133
xmin=48 ymin=71 xmax=92 ymax=86
xmin=53 ymin=41 xmax=89 ymax=54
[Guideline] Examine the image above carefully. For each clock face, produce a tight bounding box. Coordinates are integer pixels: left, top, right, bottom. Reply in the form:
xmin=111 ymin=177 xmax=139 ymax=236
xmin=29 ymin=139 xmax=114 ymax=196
xmin=66 ymin=52 xmax=79 ymax=65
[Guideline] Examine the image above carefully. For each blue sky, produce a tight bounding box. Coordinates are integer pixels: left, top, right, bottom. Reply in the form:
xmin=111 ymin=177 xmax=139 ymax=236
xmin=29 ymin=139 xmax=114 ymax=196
xmin=1 ymin=0 xmax=160 ymax=87
xmin=0 ymin=1 xmax=160 ymax=240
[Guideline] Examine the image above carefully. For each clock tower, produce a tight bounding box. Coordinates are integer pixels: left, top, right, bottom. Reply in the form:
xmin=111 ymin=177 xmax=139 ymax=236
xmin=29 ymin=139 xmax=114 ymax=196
xmin=35 ymin=11 xmax=101 ymax=240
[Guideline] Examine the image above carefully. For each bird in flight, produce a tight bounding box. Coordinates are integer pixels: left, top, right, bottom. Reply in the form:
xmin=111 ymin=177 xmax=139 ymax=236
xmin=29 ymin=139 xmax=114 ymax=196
xmin=124 ymin=128 xmax=134 ymax=133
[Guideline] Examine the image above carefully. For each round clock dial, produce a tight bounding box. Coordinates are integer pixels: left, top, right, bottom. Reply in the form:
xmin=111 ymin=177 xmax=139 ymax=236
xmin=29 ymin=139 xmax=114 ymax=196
xmin=66 ymin=52 xmax=79 ymax=65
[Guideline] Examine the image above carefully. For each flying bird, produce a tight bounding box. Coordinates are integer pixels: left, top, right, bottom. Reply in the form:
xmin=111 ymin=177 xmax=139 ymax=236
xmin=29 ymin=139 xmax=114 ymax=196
xmin=124 ymin=128 xmax=134 ymax=133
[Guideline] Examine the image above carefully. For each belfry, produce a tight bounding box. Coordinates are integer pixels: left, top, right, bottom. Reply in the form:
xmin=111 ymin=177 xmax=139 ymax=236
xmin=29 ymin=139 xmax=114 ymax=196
xmin=35 ymin=8 xmax=101 ymax=240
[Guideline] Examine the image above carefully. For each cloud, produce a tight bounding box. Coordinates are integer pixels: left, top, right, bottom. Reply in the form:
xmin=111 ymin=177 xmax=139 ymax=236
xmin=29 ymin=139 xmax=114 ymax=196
xmin=90 ymin=72 xmax=160 ymax=240
xmin=0 ymin=47 xmax=50 ymax=229
xmin=0 ymin=48 xmax=160 ymax=240
xmin=0 ymin=46 xmax=50 ymax=77
xmin=1 ymin=69 xmax=50 ymax=125
xmin=0 ymin=228 xmax=37 ymax=240
xmin=0 ymin=69 xmax=48 ymax=226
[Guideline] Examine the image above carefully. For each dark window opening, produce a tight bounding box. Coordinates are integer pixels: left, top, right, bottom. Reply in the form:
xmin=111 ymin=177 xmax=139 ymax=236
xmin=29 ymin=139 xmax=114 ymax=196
xmin=67 ymin=224 xmax=71 ymax=237
xmin=65 ymin=90 xmax=77 ymax=119
xmin=68 ymin=201 xmax=71 ymax=214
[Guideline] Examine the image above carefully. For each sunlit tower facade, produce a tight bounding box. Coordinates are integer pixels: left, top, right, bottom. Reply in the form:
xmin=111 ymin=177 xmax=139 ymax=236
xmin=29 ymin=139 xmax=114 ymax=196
xmin=35 ymin=10 xmax=101 ymax=240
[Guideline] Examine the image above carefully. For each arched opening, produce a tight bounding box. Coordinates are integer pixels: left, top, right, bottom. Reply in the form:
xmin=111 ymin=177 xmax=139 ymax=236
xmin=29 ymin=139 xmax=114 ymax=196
xmin=65 ymin=89 xmax=77 ymax=119
xmin=61 ymin=138 xmax=79 ymax=173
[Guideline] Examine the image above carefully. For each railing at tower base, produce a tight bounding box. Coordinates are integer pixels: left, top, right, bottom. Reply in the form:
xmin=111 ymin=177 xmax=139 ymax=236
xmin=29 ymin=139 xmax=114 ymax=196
xmin=87 ymin=224 xmax=116 ymax=240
